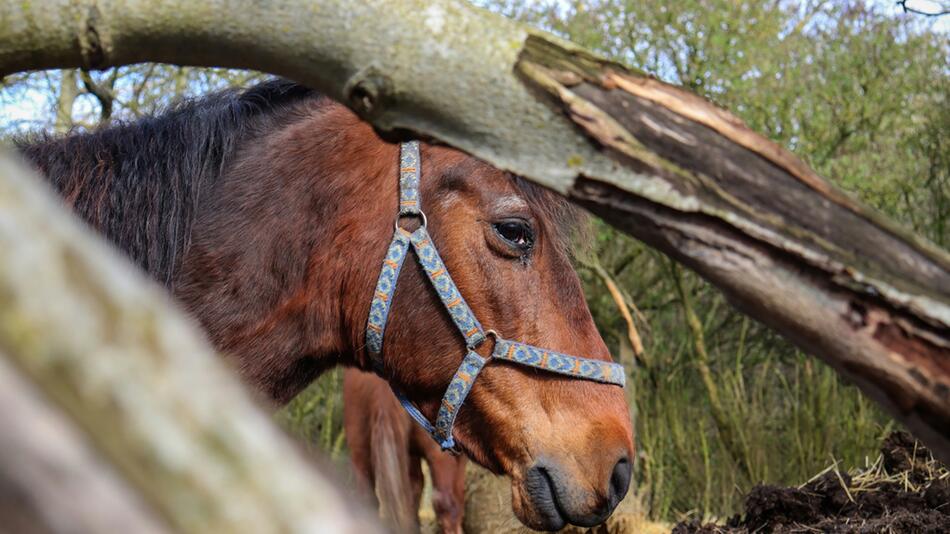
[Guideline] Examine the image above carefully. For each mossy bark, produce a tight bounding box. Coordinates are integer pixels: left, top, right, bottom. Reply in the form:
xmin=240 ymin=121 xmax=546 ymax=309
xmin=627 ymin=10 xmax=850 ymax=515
xmin=0 ymin=355 xmax=168 ymax=534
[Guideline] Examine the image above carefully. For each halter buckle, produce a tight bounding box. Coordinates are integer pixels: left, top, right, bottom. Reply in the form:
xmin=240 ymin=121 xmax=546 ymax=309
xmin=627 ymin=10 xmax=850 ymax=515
xmin=468 ymin=329 xmax=499 ymax=354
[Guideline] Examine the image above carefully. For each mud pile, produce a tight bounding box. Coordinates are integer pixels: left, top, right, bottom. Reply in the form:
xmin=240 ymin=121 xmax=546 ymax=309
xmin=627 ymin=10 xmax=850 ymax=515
xmin=675 ymin=431 xmax=950 ymax=533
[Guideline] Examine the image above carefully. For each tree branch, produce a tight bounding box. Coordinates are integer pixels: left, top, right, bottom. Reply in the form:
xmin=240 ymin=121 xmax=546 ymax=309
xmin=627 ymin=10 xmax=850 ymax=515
xmin=897 ymin=1 xmax=950 ymax=17
xmin=0 ymin=355 xmax=168 ymax=534
xmin=79 ymin=68 xmax=114 ymax=121
xmin=580 ymin=256 xmax=645 ymax=365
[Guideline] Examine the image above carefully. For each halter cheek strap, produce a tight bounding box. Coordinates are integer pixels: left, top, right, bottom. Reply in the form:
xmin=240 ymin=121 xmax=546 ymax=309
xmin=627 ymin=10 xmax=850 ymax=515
xmin=366 ymin=141 xmax=625 ymax=451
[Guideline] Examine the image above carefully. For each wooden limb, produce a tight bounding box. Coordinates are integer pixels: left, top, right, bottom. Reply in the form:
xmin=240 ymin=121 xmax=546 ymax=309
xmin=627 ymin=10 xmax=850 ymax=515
xmin=0 ymin=355 xmax=169 ymax=534
xmin=572 ymin=179 xmax=950 ymax=461
xmin=516 ymin=41 xmax=950 ymax=459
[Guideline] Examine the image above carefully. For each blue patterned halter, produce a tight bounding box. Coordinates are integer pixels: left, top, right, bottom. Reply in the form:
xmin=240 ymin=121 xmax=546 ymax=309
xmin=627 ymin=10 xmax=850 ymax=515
xmin=365 ymin=141 xmax=626 ymax=451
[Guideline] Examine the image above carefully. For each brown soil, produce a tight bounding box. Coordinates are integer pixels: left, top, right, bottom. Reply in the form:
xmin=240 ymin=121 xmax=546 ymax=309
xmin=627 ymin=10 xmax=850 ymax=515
xmin=674 ymin=432 xmax=950 ymax=533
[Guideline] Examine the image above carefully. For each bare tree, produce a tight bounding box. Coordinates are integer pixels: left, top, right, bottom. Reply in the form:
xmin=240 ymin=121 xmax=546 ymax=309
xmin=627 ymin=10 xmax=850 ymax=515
xmin=79 ymin=68 xmax=116 ymax=122
xmin=53 ymin=70 xmax=77 ymax=132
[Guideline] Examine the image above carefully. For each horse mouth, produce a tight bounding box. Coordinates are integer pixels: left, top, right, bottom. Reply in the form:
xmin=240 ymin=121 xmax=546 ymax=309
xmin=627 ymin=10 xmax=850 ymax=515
xmin=521 ymin=464 xmax=568 ymax=530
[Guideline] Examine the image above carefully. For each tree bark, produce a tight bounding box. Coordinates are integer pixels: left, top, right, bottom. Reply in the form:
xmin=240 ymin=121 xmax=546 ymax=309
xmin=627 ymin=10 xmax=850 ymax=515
xmin=0 ymin=0 xmax=947 ymax=459
xmin=0 ymin=355 xmax=168 ymax=534
xmin=0 ymin=152 xmax=377 ymax=533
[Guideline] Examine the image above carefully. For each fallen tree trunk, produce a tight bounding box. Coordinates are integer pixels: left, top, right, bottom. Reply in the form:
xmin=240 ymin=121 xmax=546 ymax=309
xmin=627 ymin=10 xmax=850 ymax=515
xmin=0 ymin=152 xmax=376 ymax=533
xmin=1 ymin=0 xmax=947 ymax=458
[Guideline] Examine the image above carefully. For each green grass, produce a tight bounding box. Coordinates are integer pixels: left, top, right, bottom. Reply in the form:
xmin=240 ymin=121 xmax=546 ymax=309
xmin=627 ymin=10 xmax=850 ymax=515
xmin=275 ymin=367 xmax=348 ymax=462
xmin=578 ymin=228 xmax=894 ymax=522
xmin=631 ymin=348 xmax=892 ymax=522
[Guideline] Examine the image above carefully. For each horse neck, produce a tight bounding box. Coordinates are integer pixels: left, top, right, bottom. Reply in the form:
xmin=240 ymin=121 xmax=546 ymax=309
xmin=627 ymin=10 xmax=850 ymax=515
xmin=172 ymin=107 xmax=397 ymax=403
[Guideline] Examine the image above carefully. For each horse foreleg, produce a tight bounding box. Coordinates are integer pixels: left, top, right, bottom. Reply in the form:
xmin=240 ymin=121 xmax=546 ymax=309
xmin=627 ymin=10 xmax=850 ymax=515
xmin=422 ymin=442 xmax=467 ymax=534
xmin=409 ymin=452 xmax=425 ymax=527
xmin=350 ymin=448 xmax=378 ymax=510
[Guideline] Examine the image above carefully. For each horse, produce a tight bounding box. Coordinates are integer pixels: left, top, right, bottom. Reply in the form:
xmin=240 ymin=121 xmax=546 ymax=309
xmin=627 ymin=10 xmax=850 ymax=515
xmin=344 ymin=369 xmax=466 ymax=534
xmin=18 ymin=79 xmax=634 ymax=531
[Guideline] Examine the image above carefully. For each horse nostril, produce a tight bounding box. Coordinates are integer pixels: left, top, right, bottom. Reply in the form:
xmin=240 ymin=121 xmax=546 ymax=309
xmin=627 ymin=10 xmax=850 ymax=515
xmin=609 ymin=456 xmax=632 ymax=506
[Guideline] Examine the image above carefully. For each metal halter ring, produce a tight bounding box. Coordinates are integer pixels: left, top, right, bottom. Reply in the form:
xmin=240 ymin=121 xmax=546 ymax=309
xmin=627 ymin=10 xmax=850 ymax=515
xmin=394 ymin=210 xmax=428 ymax=233
xmin=468 ymin=328 xmax=499 ymax=352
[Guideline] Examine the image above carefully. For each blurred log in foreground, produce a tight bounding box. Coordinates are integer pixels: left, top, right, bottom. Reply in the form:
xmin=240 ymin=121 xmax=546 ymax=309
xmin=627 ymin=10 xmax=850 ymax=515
xmin=0 ymin=152 xmax=378 ymax=533
xmin=0 ymin=356 xmax=167 ymax=534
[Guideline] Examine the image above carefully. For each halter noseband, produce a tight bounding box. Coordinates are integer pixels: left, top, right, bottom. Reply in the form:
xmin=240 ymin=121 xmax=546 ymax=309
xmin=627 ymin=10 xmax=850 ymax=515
xmin=365 ymin=141 xmax=625 ymax=451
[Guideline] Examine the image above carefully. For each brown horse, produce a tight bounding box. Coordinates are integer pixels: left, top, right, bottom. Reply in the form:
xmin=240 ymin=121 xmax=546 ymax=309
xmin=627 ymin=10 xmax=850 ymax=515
xmin=19 ymin=79 xmax=634 ymax=530
xmin=344 ymin=369 xmax=466 ymax=534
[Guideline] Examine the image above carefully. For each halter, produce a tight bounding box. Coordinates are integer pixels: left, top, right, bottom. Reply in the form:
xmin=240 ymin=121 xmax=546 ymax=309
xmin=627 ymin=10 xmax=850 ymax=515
xmin=365 ymin=141 xmax=626 ymax=451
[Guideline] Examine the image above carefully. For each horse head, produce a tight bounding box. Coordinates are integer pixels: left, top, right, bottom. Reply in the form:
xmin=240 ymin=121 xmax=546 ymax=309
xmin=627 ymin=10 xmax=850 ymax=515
xmin=348 ymin=130 xmax=635 ymax=529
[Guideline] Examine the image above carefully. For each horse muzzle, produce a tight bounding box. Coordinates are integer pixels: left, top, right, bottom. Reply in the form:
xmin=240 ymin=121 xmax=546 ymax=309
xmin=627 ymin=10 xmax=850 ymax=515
xmin=515 ymin=450 xmax=632 ymax=530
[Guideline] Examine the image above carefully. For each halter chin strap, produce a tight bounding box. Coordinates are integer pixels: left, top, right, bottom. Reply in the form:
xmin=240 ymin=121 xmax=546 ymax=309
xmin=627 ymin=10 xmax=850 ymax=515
xmin=366 ymin=141 xmax=625 ymax=451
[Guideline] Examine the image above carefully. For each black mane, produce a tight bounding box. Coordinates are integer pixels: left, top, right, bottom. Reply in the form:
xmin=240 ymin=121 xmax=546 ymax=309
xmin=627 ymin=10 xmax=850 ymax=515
xmin=17 ymin=79 xmax=318 ymax=285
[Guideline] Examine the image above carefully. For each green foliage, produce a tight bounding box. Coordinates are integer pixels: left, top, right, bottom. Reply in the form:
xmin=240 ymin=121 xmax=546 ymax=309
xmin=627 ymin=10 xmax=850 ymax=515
xmin=515 ymin=0 xmax=946 ymax=521
xmin=517 ymin=0 xmax=948 ymax=244
xmin=274 ymin=368 xmax=348 ymax=462
xmin=576 ymin=221 xmax=896 ymax=520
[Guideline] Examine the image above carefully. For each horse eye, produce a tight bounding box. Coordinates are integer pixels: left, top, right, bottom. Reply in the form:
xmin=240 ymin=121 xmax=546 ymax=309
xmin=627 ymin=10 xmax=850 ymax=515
xmin=493 ymin=220 xmax=534 ymax=250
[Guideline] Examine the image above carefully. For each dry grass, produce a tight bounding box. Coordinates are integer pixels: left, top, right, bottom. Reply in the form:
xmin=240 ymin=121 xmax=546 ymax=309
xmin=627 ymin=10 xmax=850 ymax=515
xmin=849 ymin=448 xmax=949 ymax=495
